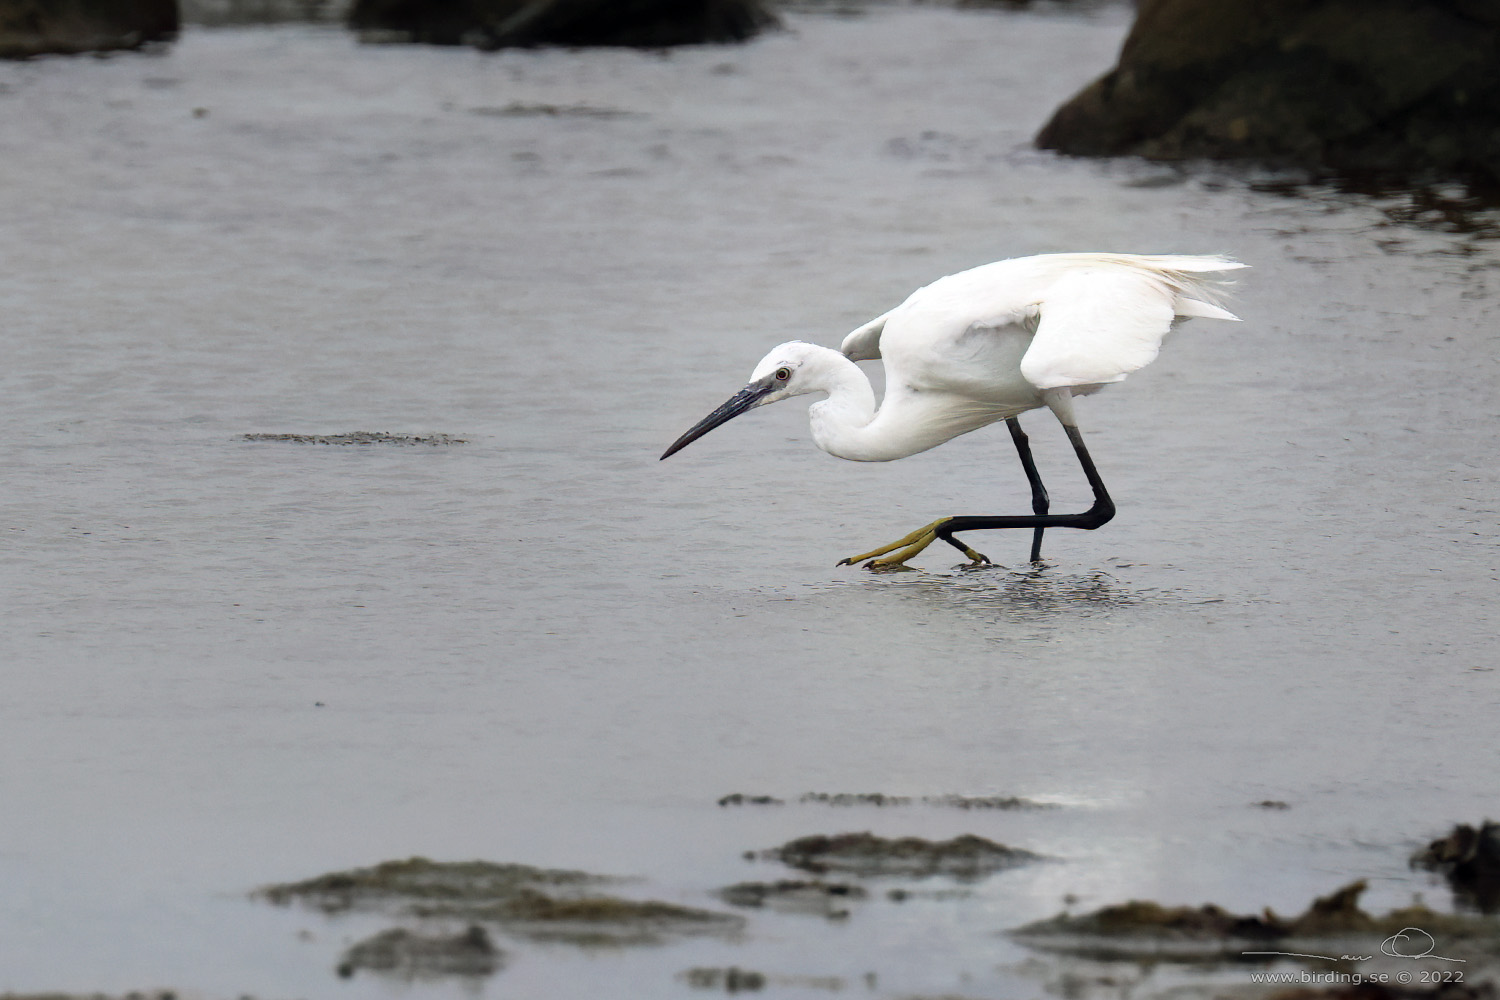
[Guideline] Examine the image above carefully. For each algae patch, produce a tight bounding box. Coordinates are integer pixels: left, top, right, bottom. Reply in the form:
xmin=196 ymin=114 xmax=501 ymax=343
xmin=1012 ymin=880 xmax=1500 ymax=960
xmin=716 ymin=791 xmax=1056 ymax=810
xmin=798 ymin=791 xmax=1056 ymax=810
xmin=241 ymin=431 xmax=465 ymax=446
xmin=758 ymin=832 xmax=1045 ymax=880
xmin=258 ymin=856 xmax=741 ymax=946
xmin=257 ymin=856 xmax=605 ymax=914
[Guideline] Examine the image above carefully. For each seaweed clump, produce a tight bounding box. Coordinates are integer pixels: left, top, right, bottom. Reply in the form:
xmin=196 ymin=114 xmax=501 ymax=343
xmin=258 ymin=856 xmax=740 ymax=946
xmin=242 ymin=431 xmax=465 ymax=446
xmin=1013 ymin=880 xmax=1499 ymax=959
xmin=258 ymin=856 xmax=604 ymax=914
xmin=760 ymin=832 xmax=1044 ymax=880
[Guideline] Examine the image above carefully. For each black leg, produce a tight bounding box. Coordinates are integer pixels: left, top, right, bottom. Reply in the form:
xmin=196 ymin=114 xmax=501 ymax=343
xmin=934 ymin=421 xmax=1114 ymax=552
xmin=838 ymin=393 xmax=1114 ymax=570
xmin=1007 ymin=417 xmax=1050 ymax=562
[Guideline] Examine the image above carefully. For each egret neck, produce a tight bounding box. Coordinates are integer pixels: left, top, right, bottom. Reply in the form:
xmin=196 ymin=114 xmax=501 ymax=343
xmin=802 ymin=349 xmax=881 ymax=461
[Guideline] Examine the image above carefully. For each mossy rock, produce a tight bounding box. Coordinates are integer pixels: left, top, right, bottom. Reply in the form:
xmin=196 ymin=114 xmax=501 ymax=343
xmin=0 ymin=0 xmax=177 ymax=58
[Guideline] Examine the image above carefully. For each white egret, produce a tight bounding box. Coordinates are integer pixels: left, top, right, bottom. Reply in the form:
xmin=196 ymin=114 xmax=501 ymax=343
xmin=661 ymin=252 xmax=1246 ymax=568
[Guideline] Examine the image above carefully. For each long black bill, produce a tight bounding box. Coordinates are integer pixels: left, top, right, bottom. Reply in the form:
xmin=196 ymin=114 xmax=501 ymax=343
xmin=660 ymin=375 xmax=778 ymax=460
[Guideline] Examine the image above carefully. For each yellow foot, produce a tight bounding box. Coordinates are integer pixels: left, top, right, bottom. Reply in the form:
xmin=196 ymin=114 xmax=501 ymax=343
xmin=836 ymin=518 xmax=991 ymax=570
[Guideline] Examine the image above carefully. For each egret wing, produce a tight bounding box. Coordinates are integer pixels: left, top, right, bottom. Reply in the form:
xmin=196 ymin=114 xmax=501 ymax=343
xmin=840 ymin=309 xmax=891 ymax=362
xmin=1018 ymin=267 xmax=1180 ymax=391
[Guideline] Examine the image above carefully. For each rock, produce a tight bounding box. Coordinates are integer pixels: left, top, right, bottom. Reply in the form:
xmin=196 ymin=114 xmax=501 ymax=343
xmin=256 ymin=856 xmax=610 ymax=913
xmin=680 ymin=966 xmax=769 ymax=991
xmin=346 ymin=0 xmax=779 ymax=49
xmin=257 ymin=856 xmax=742 ymax=946
xmin=1034 ymin=0 xmax=1500 ymax=187
xmin=759 ymin=831 xmax=1045 ymax=879
xmin=1412 ymin=820 xmax=1500 ymax=914
xmin=1012 ymin=879 xmax=1500 ymax=959
xmin=0 ymin=0 xmax=178 ymax=58
xmin=337 ymin=925 xmax=503 ymax=979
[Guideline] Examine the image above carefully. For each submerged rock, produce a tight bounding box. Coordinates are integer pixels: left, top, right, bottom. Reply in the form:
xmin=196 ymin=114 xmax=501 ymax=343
xmin=1035 ymin=0 xmax=1500 ymax=188
xmin=258 ymin=857 xmax=607 ymax=913
xmin=241 ymin=431 xmax=465 ymax=446
xmin=798 ymin=791 xmax=1056 ymax=810
xmin=761 ymin=832 xmax=1044 ymax=879
xmin=1412 ymin=820 xmax=1500 ymax=914
xmin=1013 ymin=880 xmax=1500 ymax=958
xmin=481 ymin=886 xmax=743 ymax=944
xmin=258 ymin=856 xmax=741 ymax=945
xmin=719 ymin=791 xmax=1055 ymax=809
xmin=347 ymin=0 xmax=779 ymax=49
xmin=337 ymin=925 xmax=502 ymax=979
xmin=718 ymin=792 xmax=785 ymax=806
xmin=718 ymin=879 xmax=867 ymax=918
xmin=680 ymin=966 xmax=768 ymax=991
xmin=0 ymin=0 xmax=178 ymax=58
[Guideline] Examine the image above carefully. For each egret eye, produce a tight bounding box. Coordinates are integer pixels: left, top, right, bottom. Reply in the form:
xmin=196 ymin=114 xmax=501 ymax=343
xmin=775 ymin=367 xmax=792 ymax=382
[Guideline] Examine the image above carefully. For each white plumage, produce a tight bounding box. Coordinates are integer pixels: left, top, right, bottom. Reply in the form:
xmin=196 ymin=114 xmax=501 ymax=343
xmin=662 ymin=252 xmax=1246 ymax=567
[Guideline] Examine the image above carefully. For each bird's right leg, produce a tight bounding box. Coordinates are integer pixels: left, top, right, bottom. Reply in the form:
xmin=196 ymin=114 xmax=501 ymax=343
xmin=1006 ymin=417 xmax=1050 ymax=562
xmin=837 ymin=517 xmax=989 ymax=569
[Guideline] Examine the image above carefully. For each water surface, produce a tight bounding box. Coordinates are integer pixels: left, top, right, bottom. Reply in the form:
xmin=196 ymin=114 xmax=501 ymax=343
xmin=1 ymin=5 xmax=1497 ymax=997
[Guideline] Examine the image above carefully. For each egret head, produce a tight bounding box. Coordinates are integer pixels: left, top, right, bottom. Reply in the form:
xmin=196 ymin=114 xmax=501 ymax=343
xmin=660 ymin=341 xmax=828 ymax=460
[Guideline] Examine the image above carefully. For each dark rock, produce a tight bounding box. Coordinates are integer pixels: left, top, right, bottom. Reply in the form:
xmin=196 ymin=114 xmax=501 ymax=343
xmin=717 ymin=792 xmax=785 ymax=806
xmin=1412 ymin=820 xmax=1500 ymax=914
xmin=718 ymin=879 xmax=867 ymax=918
xmin=346 ymin=0 xmax=779 ymax=49
xmin=800 ymin=791 xmax=912 ymax=807
xmin=681 ymin=966 xmax=768 ymax=991
xmin=337 ymin=925 xmax=502 ymax=979
xmin=1 ymin=0 xmax=178 ymax=58
xmin=1035 ymin=0 xmax=1500 ymax=188
xmin=1012 ymin=880 xmax=1500 ymax=959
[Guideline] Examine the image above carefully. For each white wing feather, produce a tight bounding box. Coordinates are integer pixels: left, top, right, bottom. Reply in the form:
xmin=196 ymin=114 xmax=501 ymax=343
xmin=841 ymin=253 xmax=1244 ymax=393
xmin=1019 ymin=255 xmax=1244 ymax=390
xmin=840 ymin=309 xmax=890 ymax=361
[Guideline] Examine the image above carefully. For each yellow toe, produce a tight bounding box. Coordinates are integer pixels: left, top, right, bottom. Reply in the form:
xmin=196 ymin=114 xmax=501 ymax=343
xmin=839 ymin=518 xmax=953 ymax=569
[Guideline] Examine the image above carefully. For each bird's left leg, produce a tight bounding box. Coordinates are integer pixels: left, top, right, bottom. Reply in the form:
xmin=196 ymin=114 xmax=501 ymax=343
xmin=837 ymin=517 xmax=989 ymax=569
xmin=931 ymin=390 xmax=1115 ymax=557
xmin=1007 ymin=417 xmax=1050 ymax=562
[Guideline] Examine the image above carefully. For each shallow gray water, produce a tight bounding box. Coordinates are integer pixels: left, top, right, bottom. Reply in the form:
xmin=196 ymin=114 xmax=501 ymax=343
xmin=1 ymin=5 xmax=1498 ymax=998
